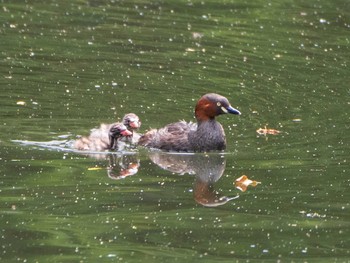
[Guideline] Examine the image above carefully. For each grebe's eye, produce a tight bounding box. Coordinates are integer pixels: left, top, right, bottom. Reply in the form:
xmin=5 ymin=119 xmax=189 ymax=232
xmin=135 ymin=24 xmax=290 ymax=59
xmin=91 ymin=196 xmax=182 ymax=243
xmin=217 ymin=102 xmax=221 ymax=107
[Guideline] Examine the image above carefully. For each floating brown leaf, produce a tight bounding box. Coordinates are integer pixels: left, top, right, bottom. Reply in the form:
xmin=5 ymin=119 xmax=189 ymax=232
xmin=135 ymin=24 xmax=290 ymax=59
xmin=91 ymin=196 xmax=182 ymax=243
xmin=256 ymin=125 xmax=281 ymax=135
xmin=235 ymin=175 xmax=261 ymax=192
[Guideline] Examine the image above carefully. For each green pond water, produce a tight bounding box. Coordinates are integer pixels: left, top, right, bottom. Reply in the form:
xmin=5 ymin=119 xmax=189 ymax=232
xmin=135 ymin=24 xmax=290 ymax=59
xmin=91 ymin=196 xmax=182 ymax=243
xmin=1 ymin=0 xmax=349 ymax=262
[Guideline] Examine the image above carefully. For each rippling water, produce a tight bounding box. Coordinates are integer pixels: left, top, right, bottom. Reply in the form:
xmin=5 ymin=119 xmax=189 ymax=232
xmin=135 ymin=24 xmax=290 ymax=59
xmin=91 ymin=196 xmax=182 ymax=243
xmin=1 ymin=0 xmax=349 ymax=262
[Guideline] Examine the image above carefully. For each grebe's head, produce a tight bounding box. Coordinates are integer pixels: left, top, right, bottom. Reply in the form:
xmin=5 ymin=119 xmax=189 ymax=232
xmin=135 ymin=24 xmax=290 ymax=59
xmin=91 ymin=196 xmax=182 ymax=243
xmin=122 ymin=113 xmax=141 ymax=130
xmin=195 ymin=93 xmax=241 ymax=121
xmin=109 ymin=123 xmax=132 ymax=149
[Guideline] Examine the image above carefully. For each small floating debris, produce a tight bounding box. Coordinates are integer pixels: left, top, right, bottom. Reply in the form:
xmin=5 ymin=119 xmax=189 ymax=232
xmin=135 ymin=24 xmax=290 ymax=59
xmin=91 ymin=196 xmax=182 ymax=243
xmin=235 ymin=175 xmax=261 ymax=192
xmin=299 ymin=211 xmax=326 ymax=218
xmin=256 ymin=125 xmax=281 ymax=136
xmin=192 ymin=32 xmax=204 ymax=39
xmin=16 ymin=101 xmax=26 ymax=106
xmin=319 ymin=18 xmax=329 ymax=24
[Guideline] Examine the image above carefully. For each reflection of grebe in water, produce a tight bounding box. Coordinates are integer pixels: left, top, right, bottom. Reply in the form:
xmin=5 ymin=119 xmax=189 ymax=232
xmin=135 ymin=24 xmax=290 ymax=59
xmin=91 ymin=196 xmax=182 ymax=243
xmin=148 ymin=152 xmax=238 ymax=207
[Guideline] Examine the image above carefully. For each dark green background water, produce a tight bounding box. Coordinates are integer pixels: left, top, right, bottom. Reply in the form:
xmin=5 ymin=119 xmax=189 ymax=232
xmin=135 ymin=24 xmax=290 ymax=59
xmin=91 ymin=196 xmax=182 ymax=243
xmin=1 ymin=0 xmax=349 ymax=262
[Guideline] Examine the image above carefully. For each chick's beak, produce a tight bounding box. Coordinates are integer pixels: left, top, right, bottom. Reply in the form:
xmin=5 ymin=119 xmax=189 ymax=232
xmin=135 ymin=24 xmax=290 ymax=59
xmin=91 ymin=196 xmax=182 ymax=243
xmin=129 ymin=120 xmax=141 ymax=129
xmin=121 ymin=129 xmax=133 ymax=136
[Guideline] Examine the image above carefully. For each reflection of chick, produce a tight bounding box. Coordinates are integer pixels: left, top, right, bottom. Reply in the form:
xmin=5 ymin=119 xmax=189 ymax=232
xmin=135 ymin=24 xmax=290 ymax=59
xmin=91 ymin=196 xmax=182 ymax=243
xmin=107 ymin=154 xmax=140 ymax=180
xmin=73 ymin=113 xmax=141 ymax=151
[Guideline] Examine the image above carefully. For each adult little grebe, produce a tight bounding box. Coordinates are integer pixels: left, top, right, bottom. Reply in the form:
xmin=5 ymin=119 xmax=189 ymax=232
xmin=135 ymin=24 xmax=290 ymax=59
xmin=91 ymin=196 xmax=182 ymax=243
xmin=73 ymin=113 xmax=140 ymax=151
xmin=138 ymin=93 xmax=241 ymax=152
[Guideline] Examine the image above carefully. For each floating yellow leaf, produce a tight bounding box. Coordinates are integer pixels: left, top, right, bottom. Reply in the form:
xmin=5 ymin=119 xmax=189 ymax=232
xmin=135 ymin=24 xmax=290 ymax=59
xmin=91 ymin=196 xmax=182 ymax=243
xmin=235 ymin=175 xmax=261 ymax=192
xmin=88 ymin=167 xmax=103 ymax=171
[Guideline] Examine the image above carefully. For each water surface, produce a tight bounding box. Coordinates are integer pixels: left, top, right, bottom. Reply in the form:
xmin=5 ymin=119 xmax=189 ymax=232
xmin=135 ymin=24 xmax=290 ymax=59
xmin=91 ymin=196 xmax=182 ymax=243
xmin=0 ymin=0 xmax=349 ymax=262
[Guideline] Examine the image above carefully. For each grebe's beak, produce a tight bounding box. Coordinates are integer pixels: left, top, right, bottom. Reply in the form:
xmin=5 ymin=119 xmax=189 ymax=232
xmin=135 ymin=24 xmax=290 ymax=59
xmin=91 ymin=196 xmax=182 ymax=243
xmin=224 ymin=105 xmax=241 ymax=115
